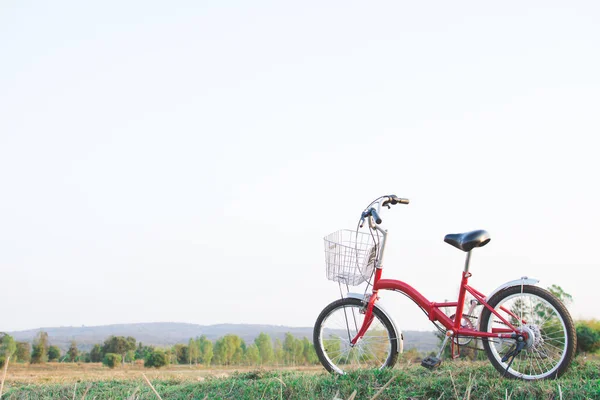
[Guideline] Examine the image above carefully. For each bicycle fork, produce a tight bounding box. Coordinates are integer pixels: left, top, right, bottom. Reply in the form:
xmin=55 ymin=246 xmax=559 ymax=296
xmin=349 ymin=293 xmax=379 ymax=346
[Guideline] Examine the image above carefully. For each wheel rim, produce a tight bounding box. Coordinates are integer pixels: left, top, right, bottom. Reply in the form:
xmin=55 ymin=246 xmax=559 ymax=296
xmin=486 ymin=292 xmax=569 ymax=379
xmin=318 ymin=304 xmax=393 ymax=374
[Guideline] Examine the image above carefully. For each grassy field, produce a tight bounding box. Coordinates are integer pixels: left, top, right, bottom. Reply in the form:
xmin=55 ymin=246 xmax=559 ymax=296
xmin=1 ymin=358 xmax=599 ymax=399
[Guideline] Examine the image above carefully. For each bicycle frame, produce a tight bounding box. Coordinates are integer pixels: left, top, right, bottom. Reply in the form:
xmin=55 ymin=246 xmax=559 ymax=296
xmin=351 ymin=223 xmax=527 ymax=353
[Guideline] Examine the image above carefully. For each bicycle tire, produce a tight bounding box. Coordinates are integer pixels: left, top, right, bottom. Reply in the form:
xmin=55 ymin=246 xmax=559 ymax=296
xmin=313 ymin=297 xmax=399 ymax=374
xmin=480 ymin=285 xmax=576 ymax=380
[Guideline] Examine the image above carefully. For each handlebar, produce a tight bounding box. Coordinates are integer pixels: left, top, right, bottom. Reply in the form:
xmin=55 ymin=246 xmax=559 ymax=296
xmin=382 ymin=195 xmax=410 ymax=207
xmin=360 ymin=194 xmax=409 ymax=228
xmin=370 ymin=208 xmax=382 ymax=224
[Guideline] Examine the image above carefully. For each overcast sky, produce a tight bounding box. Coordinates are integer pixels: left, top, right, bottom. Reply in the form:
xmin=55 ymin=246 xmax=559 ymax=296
xmin=1 ymin=1 xmax=599 ymax=333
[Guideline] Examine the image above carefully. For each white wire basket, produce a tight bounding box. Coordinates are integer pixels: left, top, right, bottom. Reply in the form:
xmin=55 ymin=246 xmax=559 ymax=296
xmin=323 ymin=229 xmax=377 ymax=286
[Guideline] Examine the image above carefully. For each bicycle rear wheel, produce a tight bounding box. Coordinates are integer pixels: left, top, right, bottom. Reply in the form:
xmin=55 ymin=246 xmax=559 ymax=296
xmin=313 ymin=297 xmax=399 ymax=374
xmin=480 ymin=285 xmax=576 ymax=380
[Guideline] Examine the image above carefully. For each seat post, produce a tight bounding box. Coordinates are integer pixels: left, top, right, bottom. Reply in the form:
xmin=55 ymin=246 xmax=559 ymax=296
xmin=464 ymin=250 xmax=472 ymax=273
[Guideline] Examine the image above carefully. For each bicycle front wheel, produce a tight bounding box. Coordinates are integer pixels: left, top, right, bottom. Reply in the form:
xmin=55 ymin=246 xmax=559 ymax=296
xmin=313 ymin=297 xmax=399 ymax=374
xmin=480 ymin=285 xmax=576 ymax=380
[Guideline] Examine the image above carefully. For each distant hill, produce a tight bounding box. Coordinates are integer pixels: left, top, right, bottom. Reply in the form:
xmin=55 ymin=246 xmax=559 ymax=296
xmin=7 ymin=323 xmax=439 ymax=353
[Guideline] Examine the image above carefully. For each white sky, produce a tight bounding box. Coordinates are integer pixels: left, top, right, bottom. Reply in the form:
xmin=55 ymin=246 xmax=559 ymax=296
xmin=1 ymin=1 xmax=599 ymax=332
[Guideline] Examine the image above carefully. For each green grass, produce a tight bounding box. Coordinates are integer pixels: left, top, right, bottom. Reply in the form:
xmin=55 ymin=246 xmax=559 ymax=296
xmin=2 ymin=359 xmax=599 ymax=399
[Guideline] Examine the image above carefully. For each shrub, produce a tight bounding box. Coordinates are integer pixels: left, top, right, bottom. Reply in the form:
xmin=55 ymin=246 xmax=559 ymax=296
xmin=102 ymin=353 xmax=122 ymax=369
xmin=145 ymin=350 xmax=169 ymax=368
xmin=576 ymin=321 xmax=600 ymax=354
xmin=48 ymin=345 xmax=61 ymax=361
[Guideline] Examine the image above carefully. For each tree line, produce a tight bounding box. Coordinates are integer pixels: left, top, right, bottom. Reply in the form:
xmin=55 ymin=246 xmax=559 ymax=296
xmin=0 ymin=331 xmax=319 ymax=369
xmin=2 ymin=285 xmax=597 ymax=369
xmin=4 ymin=321 xmax=597 ymax=370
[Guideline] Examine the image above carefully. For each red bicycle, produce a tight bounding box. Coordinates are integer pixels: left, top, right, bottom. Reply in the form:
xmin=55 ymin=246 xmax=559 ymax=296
xmin=313 ymin=195 xmax=576 ymax=380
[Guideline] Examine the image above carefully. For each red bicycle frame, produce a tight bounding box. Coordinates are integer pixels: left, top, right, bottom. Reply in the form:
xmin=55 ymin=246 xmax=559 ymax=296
xmin=350 ymin=225 xmax=527 ymax=356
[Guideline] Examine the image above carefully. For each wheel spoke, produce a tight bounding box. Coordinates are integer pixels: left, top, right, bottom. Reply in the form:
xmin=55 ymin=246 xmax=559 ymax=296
xmin=480 ymin=286 xmax=574 ymax=380
xmin=315 ymin=298 xmax=396 ymax=374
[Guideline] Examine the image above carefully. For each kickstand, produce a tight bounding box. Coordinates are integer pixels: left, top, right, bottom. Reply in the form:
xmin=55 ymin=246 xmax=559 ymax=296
xmin=502 ymin=337 xmax=526 ymax=376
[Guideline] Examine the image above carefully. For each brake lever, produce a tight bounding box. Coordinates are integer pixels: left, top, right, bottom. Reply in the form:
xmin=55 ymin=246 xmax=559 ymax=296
xmin=359 ymin=211 xmax=369 ymax=228
xmin=382 ymin=195 xmax=399 ymax=208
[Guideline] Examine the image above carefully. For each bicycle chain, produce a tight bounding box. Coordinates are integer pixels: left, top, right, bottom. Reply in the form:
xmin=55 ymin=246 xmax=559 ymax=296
xmin=436 ymin=314 xmax=509 ymax=352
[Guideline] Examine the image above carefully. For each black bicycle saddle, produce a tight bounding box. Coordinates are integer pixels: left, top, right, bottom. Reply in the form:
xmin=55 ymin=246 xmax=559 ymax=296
xmin=444 ymin=230 xmax=490 ymax=252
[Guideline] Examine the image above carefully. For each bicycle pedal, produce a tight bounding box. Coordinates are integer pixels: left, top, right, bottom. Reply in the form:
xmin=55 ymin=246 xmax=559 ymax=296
xmin=421 ymin=356 xmax=442 ymax=369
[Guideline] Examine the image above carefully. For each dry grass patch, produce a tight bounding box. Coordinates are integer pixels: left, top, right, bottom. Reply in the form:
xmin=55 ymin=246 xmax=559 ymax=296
xmin=3 ymin=362 xmax=322 ymax=385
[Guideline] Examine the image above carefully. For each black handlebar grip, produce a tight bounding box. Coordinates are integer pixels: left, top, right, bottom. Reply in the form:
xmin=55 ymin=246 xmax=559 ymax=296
xmin=370 ymin=208 xmax=382 ymax=224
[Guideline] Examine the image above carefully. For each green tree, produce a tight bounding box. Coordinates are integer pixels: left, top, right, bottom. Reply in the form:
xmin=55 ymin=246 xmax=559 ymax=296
xmin=67 ymin=341 xmax=78 ymax=362
xmin=232 ymin=342 xmax=245 ymax=365
xmin=188 ymin=338 xmax=199 ymax=365
xmin=548 ymin=285 xmax=573 ymax=305
xmin=302 ymin=337 xmax=318 ymax=365
xmin=293 ymin=338 xmax=304 ymax=365
xmin=197 ymin=336 xmax=213 ymax=365
xmin=145 ymin=350 xmax=169 ymax=368
xmin=168 ymin=347 xmax=177 ymax=365
xmin=125 ymin=350 xmax=135 ymax=363
xmin=226 ymin=335 xmax=243 ymax=365
xmin=15 ymin=342 xmax=31 ymax=363
xmin=239 ymin=340 xmax=247 ymax=361
xmin=0 ymin=333 xmax=17 ymax=367
xmin=135 ymin=343 xmax=155 ymax=361
xmin=274 ymin=338 xmax=284 ymax=364
xmin=103 ymin=336 xmax=136 ymax=365
xmin=322 ymin=335 xmax=341 ymax=364
xmin=102 ymin=353 xmax=121 ymax=368
xmin=212 ymin=335 xmax=243 ymax=365
xmin=254 ymin=333 xmax=273 ymax=365
xmin=213 ymin=338 xmax=224 ymax=365
xmin=48 ymin=345 xmax=61 ymax=361
xmin=202 ymin=339 xmax=213 ymax=365
xmin=283 ymin=333 xmax=296 ymax=365
xmin=537 ymin=286 xmax=575 ymax=342
xmin=31 ymin=331 xmax=49 ymax=364
xmin=530 ymin=285 xmax=574 ymax=322
xmin=244 ymin=344 xmax=260 ymax=366
xmin=79 ymin=351 xmax=91 ymax=363
xmin=173 ymin=344 xmax=188 ymax=364
xmin=90 ymin=344 xmax=103 ymax=362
